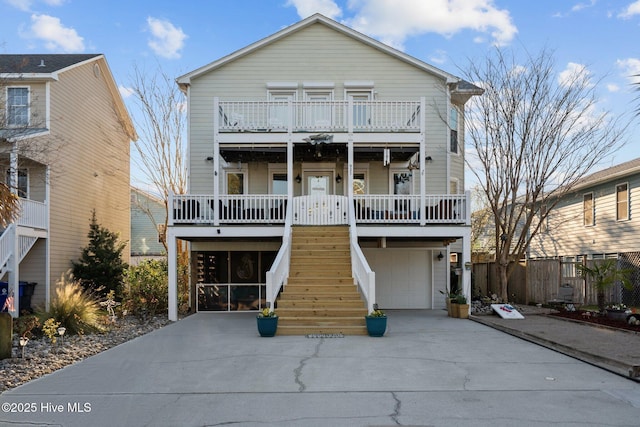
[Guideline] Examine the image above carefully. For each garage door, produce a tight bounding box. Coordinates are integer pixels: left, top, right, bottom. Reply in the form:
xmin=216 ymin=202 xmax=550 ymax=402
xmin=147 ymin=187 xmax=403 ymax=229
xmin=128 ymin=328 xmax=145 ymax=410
xmin=363 ymin=249 xmax=432 ymax=309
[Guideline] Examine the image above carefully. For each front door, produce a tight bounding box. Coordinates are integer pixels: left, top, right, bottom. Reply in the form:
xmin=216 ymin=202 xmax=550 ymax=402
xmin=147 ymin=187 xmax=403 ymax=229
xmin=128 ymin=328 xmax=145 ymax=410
xmin=305 ymin=173 xmax=333 ymax=196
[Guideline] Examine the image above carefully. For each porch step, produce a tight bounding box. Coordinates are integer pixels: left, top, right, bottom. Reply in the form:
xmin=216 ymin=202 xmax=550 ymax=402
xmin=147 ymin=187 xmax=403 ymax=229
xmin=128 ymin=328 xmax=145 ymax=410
xmin=275 ymin=225 xmax=367 ymax=336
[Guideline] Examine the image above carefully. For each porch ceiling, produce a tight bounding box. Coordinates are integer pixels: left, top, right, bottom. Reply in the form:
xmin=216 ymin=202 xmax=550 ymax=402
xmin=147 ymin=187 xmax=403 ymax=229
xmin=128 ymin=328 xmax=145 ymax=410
xmin=220 ymin=143 xmax=418 ymax=163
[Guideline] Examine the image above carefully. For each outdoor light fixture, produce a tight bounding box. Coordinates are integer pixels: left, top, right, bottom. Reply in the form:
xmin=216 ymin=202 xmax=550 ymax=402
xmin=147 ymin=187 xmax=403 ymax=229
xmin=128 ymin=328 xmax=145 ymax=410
xmin=425 ymin=156 xmax=433 ymax=162
xmin=57 ymin=326 xmax=66 ymax=345
xmin=206 ymin=156 xmax=214 ymax=161
xmin=336 ymin=174 xmax=342 ymax=183
xmin=19 ymin=336 xmax=28 ymax=358
xmin=437 ymin=251 xmax=444 ymax=261
xmin=295 ymin=174 xmax=302 ymax=183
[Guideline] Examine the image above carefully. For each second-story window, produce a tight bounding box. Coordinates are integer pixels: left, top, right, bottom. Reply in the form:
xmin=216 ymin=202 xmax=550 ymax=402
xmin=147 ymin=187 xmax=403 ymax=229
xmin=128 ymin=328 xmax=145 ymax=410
xmin=450 ymin=106 xmax=458 ymax=154
xmin=583 ymin=193 xmax=594 ymax=226
xmin=616 ymin=183 xmax=629 ymax=221
xmin=7 ymin=87 xmax=29 ymax=126
xmin=5 ymin=168 xmax=28 ymax=198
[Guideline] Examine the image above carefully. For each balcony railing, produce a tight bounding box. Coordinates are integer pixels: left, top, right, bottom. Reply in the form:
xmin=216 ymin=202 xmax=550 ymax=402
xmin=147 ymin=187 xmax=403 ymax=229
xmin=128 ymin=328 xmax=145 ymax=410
xmin=170 ymin=194 xmax=468 ymax=226
xmin=17 ymin=198 xmax=47 ymax=230
xmin=218 ymin=100 xmax=421 ymax=133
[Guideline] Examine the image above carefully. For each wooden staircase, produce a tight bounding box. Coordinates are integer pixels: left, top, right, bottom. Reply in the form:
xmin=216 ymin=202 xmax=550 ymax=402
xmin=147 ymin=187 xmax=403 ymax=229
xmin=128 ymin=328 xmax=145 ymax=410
xmin=276 ymin=225 xmax=368 ymax=335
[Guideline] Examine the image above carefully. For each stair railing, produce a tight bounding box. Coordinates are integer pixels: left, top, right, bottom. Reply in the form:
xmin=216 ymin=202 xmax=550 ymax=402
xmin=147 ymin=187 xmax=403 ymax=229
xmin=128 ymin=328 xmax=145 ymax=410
xmin=349 ymin=203 xmax=376 ymax=313
xmin=0 ymin=224 xmax=15 ymax=277
xmin=265 ymin=200 xmax=293 ymax=310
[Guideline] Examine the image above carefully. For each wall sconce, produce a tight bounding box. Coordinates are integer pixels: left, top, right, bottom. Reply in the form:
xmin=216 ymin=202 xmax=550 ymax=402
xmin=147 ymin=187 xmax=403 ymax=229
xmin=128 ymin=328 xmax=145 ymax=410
xmin=206 ymin=156 xmax=214 ymax=161
xmin=437 ymin=251 xmax=444 ymax=261
xmin=336 ymin=174 xmax=342 ymax=183
xmin=425 ymin=156 xmax=433 ymax=162
xmin=295 ymin=174 xmax=302 ymax=183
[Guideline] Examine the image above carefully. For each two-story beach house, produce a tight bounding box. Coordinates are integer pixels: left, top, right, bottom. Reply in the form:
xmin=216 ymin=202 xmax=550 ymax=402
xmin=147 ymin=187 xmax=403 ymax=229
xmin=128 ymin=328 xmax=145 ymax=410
xmin=527 ymin=158 xmax=640 ymax=305
xmin=168 ymin=14 xmax=481 ymax=333
xmin=0 ymin=54 xmax=136 ymax=316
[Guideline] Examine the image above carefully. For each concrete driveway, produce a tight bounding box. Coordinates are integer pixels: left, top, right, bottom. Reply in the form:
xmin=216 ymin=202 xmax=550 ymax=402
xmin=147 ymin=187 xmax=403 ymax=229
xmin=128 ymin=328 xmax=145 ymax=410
xmin=1 ymin=310 xmax=639 ymax=426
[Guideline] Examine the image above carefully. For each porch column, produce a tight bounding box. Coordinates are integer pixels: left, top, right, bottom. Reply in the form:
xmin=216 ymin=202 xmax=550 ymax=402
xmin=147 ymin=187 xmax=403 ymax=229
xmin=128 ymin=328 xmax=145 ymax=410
xmin=419 ymin=97 xmax=426 ymax=226
xmin=167 ymin=228 xmax=178 ymax=321
xmin=287 ymin=99 xmax=293 ymax=201
xmin=213 ymin=97 xmax=220 ymax=226
xmin=45 ymin=166 xmax=51 ymax=312
xmin=8 ymin=142 xmax=19 ymax=318
xmin=461 ymin=227 xmax=472 ymax=317
xmin=347 ymin=98 xmax=354 ymax=203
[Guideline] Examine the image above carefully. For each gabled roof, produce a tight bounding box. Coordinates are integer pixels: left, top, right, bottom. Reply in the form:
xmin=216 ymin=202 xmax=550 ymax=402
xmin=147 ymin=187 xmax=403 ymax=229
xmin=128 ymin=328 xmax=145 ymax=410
xmin=177 ymin=13 xmax=481 ymax=97
xmin=573 ymin=157 xmax=640 ymax=191
xmin=0 ymin=54 xmax=101 ymax=75
xmin=0 ymin=54 xmax=137 ymax=141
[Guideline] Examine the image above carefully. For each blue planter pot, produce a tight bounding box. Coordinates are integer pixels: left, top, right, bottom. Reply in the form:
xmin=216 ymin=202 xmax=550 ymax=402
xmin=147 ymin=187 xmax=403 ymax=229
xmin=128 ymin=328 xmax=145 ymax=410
xmin=257 ymin=316 xmax=278 ymax=337
xmin=365 ymin=316 xmax=387 ymax=337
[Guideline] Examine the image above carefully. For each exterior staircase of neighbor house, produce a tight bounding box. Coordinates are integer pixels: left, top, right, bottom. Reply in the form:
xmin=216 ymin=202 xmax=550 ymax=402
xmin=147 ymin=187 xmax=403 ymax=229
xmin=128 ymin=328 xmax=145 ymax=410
xmin=276 ymin=225 xmax=368 ymax=335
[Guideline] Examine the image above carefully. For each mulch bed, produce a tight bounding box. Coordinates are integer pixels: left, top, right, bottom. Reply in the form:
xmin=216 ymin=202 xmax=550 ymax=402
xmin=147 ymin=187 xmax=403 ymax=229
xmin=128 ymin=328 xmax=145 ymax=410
xmin=549 ymin=309 xmax=640 ymax=333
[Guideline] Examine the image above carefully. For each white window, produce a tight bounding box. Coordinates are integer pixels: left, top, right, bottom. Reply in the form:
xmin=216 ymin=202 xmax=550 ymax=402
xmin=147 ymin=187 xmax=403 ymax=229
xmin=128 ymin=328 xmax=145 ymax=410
xmin=5 ymin=168 xmax=28 ymax=198
xmin=268 ymin=89 xmax=297 ymax=128
xmin=616 ymin=183 xmax=629 ymax=221
xmin=450 ymin=106 xmax=459 ymax=154
xmin=7 ymin=87 xmax=29 ymax=126
xmin=304 ymin=89 xmax=333 ymax=128
xmin=347 ymin=91 xmax=371 ymax=128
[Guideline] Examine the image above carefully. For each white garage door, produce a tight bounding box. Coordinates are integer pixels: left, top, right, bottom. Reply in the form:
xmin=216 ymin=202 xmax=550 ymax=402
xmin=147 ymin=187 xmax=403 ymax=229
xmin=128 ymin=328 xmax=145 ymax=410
xmin=363 ymin=249 xmax=432 ymax=309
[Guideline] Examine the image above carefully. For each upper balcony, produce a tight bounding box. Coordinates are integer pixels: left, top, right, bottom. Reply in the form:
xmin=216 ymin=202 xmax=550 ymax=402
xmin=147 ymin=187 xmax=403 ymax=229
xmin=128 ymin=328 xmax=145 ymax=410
xmin=217 ymin=100 xmax=422 ymax=134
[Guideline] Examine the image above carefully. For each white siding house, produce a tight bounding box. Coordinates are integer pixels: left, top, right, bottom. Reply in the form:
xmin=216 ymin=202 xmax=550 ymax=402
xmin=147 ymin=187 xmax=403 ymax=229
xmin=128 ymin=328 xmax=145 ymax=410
xmin=167 ymin=14 xmax=482 ymax=328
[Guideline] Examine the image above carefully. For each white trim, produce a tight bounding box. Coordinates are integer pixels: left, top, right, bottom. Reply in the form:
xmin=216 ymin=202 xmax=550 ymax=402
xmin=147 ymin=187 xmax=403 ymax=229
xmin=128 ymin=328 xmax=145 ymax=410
xmin=267 ymin=164 xmax=288 ymax=194
xmin=302 ymin=81 xmax=335 ymax=89
xmin=344 ymin=80 xmax=374 ymax=89
xmin=6 ymin=86 xmax=30 ymax=127
xmin=266 ymin=82 xmax=298 ymax=90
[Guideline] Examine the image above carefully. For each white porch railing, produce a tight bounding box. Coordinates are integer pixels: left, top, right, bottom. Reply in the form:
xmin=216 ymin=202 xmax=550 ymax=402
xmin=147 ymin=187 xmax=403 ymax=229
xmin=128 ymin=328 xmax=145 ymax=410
xmin=265 ymin=203 xmax=293 ymax=310
xmin=354 ymin=194 xmax=467 ymax=224
xmin=171 ymin=194 xmax=287 ymax=225
xmin=292 ymin=195 xmax=348 ymax=225
xmin=218 ymin=100 xmax=421 ymax=133
xmin=170 ymin=193 xmax=468 ymax=225
xmin=0 ymin=224 xmax=14 ymax=276
xmin=349 ymin=204 xmax=376 ymax=313
xmin=17 ymin=198 xmax=47 ymax=229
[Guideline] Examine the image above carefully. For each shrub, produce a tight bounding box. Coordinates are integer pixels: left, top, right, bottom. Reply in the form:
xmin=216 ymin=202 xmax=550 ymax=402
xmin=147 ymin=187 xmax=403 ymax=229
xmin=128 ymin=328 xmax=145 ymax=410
xmin=123 ymin=259 xmax=168 ymax=320
xmin=71 ymin=210 xmax=128 ymax=298
xmin=42 ymin=274 xmax=104 ymax=335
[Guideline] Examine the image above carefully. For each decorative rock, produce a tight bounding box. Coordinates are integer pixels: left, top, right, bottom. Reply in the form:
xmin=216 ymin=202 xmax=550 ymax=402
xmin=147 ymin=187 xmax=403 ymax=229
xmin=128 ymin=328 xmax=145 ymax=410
xmin=0 ymin=315 xmax=170 ymax=393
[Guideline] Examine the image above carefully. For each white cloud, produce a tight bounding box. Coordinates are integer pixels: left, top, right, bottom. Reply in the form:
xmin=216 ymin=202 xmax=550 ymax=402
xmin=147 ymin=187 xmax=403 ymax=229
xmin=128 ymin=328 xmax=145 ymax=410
xmin=619 ymin=0 xmax=640 ymax=18
xmin=429 ymin=49 xmax=447 ymax=65
xmin=558 ymin=62 xmax=592 ymax=88
xmin=286 ymin=0 xmax=342 ymax=19
xmin=28 ymin=14 xmax=84 ymax=52
xmin=119 ymin=85 xmax=134 ymax=99
xmin=6 ymin=0 xmax=33 ymax=11
xmin=146 ymin=17 xmax=187 ymax=59
xmin=571 ymin=0 xmax=596 ymax=12
xmin=616 ymin=58 xmax=640 ymax=84
xmin=342 ymin=0 xmax=517 ymax=50
xmin=607 ymin=83 xmax=620 ymax=92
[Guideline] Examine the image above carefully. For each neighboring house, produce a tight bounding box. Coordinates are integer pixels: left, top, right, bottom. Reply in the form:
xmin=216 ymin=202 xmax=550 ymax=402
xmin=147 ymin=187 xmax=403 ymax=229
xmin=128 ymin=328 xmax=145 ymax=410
xmin=131 ymin=186 xmax=166 ymax=264
xmin=529 ymin=158 xmax=640 ymax=258
xmin=0 ymin=54 xmax=136 ymax=315
xmin=167 ymin=14 xmax=482 ymax=326
xmin=527 ymin=158 xmax=640 ymax=305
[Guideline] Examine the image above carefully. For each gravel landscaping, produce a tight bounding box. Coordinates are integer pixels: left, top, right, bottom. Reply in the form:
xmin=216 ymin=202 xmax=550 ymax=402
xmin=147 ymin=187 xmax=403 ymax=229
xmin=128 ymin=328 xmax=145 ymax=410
xmin=0 ymin=315 xmax=170 ymax=393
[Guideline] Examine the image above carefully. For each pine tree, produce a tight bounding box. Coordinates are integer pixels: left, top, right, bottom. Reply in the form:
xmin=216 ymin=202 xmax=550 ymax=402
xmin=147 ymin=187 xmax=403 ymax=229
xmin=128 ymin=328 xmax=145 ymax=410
xmin=72 ymin=210 xmax=128 ymax=297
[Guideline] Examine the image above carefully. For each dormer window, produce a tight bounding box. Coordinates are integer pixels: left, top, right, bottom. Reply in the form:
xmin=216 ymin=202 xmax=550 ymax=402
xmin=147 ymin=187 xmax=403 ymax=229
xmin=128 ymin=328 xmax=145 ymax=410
xmin=7 ymin=87 xmax=29 ymax=126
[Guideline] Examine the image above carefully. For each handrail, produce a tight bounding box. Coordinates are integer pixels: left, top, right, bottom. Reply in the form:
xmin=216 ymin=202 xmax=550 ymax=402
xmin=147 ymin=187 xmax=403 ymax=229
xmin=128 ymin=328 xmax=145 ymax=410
xmin=0 ymin=224 xmax=15 ymax=275
xmin=265 ymin=200 xmax=293 ymax=311
xmin=349 ymin=201 xmax=376 ymax=313
xmin=17 ymin=198 xmax=47 ymax=229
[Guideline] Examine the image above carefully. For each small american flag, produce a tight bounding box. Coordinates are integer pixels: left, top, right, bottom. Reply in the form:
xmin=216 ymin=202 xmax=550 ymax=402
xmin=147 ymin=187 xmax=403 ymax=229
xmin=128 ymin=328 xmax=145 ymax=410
xmin=2 ymin=293 xmax=14 ymax=312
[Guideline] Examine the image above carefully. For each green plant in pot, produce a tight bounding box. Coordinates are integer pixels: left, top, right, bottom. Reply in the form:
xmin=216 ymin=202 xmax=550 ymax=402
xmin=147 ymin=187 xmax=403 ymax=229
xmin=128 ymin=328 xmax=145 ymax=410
xmin=452 ymin=293 xmax=469 ymax=319
xmin=256 ymin=308 xmax=278 ymax=337
xmin=576 ymin=259 xmax=632 ymax=314
xmin=365 ymin=305 xmax=387 ymax=337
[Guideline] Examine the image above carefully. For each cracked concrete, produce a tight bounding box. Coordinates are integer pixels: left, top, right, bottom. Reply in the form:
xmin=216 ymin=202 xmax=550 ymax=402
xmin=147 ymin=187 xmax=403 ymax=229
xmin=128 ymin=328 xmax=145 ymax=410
xmin=1 ymin=310 xmax=639 ymax=426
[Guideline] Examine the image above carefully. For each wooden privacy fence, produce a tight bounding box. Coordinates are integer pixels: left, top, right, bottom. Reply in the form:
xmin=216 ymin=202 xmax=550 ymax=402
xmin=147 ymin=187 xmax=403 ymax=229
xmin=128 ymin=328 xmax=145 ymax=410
xmin=472 ymin=254 xmax=640 ymax=306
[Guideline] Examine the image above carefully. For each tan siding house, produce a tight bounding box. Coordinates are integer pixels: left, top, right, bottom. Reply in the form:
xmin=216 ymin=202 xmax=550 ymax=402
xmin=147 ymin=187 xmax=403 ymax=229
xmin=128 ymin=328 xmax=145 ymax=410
xmin=0 ymin=54 xmax=136 ymax=315
xmin=168 ymin=14 xmax=482 ymax=330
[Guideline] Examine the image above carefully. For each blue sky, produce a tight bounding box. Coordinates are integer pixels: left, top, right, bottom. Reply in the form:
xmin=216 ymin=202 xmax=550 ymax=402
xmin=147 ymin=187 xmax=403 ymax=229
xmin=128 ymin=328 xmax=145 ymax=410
xmin=2 ymin=0 xmax=639 ymax=183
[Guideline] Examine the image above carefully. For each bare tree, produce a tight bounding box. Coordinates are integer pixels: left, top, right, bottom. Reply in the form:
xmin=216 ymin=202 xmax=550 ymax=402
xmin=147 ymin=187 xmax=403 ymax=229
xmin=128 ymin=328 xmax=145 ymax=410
xmin=469 ymin=185 xmax=493 ymax=256
xmin=127 ymin=64 xmax=187 ymax=250
xmin=464 ymin=48 xmax=629 ymax=302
